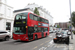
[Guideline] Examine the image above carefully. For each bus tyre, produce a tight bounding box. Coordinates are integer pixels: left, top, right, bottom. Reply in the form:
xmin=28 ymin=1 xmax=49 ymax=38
xmin=46 ymin=33 xmax=47 ymax=37
xmin=4 ymin=36 xmax=10 ymax=41
xmin=35 ymin=35 xmax=37 ymax=40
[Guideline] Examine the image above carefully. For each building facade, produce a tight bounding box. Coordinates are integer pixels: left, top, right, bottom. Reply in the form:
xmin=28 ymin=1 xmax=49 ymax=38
xmin=55 ymin=22 xmax=71 ymax=29
xmin=0 ymin=0 xmax=13 ymax=38
xmin=25 ymin=3 xmax=53 ymax=26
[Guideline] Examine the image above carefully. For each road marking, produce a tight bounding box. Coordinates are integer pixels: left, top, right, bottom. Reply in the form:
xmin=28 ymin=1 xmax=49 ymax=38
xmin=33 ymin=46 xmax=37 ymax=49
xmin=45 ymin=40 xmax=50 ymax=43
xmin=39 ymin=39 xmax=69 ymax=50
xmin=64 ymin=47 xmax=68 ymax=50
xmin=54 ymin=44 xmax=57 ymax=48
xmin=39 ymin=47 xmax=46 ymax=50
xmin=47 ymin=45 xmax=50 ymax=47
xmin=46 ymin=41 xmax=49 ymax=43
xmin=40 ymin=43 xmax=44 ymax=46
xmin=50 ymin=44 xmax=54 ymax=47
xmin=69 ymin=44 xmax=74 ymax=50
xmin=33 ymin=40 xmax=50 ymax=50
xmin=49 ymin=40 xmax=53 ymax=44
xmin=49 ymin=36 xmax=52 ymax=37
xmin=44 ymin=47 xmax=47 ymax=50
xmin=45 ymin=45 xmax=47 ymax=47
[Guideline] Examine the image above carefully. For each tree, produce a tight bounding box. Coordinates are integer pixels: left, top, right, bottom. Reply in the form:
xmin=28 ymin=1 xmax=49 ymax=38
xmin=34 ymin=7 xmax=40 ymax=16
xmin=56 ymin=25 xmax=60 ymax=28
xmin=71 ymin=12 xmax=75 ymax=27
xmin=67 ymin=25 xmax=71 ymax=29
xmin=54 ymin=25 xmax=55 ymax=27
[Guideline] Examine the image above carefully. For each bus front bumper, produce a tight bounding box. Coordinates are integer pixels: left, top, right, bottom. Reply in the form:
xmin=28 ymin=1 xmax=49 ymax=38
xmin=13 ymin=36 xmax=28 ymax=41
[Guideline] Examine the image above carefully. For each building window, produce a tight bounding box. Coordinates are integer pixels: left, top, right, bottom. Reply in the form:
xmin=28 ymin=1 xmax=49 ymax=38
xmin=7 ymin=8 xmax=11 ymax=17
xmin=40 ymin=12 xmax=43 ymax=16
xmin=6 ymin=22 xmax=11 ymax=31
xmin=0 ymin=4 xmax=1 ymax=13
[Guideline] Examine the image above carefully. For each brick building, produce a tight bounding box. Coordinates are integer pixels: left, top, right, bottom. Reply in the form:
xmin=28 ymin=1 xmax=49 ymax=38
xmin=55 ymin=22 xmax=71 ymax=29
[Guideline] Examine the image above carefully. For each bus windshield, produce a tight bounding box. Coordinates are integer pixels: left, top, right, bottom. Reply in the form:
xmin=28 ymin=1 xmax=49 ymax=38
xmin=15 ymin=13 xmax=28 ymax=20
xmin=14 ymin=26 xmax=26 ymax=34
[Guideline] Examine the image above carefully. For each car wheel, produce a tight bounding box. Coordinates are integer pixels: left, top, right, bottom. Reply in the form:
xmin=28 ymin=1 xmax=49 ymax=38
xmin=66 ymin=41 xmax=69 ymax=44
xmin=5 ymin=37 xmax=9 ymax=41
xmin=53 ymin=39 xmax=57 ymax=43
xmin=65 ymin=37 xmax=69 ymax=44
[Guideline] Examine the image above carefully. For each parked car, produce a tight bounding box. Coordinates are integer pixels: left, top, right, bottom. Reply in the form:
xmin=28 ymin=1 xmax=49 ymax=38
xmin=53 ymin=31 xmax=69 ymax=44
xmin=67 ymin=32 xmax=71 ymax=35
xmin=53 ymin=30 xmax=57 ymax=33
xmin=65 ymin=30 xmax=71 ymax=35
xmin=0 ymin=31 xmax=11 ymax=41
xmin=49 ymin=30 xmax=53 ymax=33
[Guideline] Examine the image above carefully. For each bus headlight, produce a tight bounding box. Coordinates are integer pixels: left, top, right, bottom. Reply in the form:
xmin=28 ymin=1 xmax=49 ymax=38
xmin=26 ymin=26 xmax=27 ymax=28
xmin=26 ymin=37 xmax=28 ymax=39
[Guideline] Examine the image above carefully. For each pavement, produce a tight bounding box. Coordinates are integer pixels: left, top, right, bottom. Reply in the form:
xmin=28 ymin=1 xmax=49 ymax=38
xmin=69 ymin=33 xmax=75 ymax=50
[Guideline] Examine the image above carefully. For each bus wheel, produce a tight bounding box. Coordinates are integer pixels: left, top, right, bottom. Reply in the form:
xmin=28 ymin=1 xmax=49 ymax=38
xmin=35 ymin=35 xmax=37 ymax=40
xmin=46 ymin=33 xmax=47 ymax=37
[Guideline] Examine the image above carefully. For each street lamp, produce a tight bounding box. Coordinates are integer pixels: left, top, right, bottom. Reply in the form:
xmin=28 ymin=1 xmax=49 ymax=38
xmin=69 ymin=0 xmax=73 ymax=39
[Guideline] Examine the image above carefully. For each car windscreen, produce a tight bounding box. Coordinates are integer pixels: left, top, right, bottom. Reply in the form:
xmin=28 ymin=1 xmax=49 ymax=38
xmin=61 ymin=31 xmax=67 ymax=35
xmin=56 ymin=33 xmax=61 ymax=35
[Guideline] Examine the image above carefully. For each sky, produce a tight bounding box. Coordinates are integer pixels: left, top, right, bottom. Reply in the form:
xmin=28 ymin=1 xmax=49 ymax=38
xmin=7 ymin=0 xmax=75 ymax=24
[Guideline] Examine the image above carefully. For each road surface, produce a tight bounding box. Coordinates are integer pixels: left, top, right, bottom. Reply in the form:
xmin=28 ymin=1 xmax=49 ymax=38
xmin=0 ymin=33 xmax=69 ymax=50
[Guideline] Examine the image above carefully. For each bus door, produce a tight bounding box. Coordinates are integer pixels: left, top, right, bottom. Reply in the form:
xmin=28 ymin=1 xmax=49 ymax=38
xmin=28 ymin=27 xmax=34 ymax=40
xmin=41 ymin=28 xmax=44 ymax=37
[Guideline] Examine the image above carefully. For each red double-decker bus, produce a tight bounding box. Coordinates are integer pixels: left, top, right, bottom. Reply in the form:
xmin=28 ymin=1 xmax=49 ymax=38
xmin=13 ymin=12 xmax=49 ymax=41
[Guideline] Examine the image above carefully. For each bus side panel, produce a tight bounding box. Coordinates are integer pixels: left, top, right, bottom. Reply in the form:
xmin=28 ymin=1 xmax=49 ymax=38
xmin=38 ymin=32 xmax=42 ymax=38
xmin=27 ymin=13 xmax=38 ymax=26
xmin=33 ymin=32 xmax=42 ymax=39
xmin=44 ymin=32 xmax=46 ymax=37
